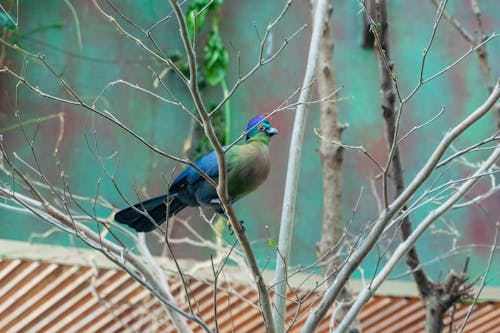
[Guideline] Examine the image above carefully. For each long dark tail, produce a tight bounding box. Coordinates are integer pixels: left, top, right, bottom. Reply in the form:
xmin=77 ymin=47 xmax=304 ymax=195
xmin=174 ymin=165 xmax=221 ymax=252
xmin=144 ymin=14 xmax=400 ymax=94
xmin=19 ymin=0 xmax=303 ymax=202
xmin=114 ymin=194 xmax=186 ymax=232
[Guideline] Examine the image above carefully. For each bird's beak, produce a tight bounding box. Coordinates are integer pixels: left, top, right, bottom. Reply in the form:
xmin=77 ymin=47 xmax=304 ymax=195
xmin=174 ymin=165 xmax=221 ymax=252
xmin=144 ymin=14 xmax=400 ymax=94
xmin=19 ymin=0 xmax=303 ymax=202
xmin=266 ymin=127 xmax=279 ymax=136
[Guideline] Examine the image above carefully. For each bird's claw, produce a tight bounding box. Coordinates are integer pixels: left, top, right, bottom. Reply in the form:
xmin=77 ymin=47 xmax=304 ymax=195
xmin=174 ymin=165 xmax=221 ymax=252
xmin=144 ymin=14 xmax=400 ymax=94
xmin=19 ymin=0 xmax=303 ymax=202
xmin=227 ymin=220 xmax=245 ymax=235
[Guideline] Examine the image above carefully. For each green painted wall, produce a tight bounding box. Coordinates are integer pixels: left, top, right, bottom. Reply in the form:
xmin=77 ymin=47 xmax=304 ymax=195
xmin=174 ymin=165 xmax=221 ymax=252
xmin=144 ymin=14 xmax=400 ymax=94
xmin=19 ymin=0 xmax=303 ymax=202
xmin=1 ymin=1 xmax=498 ymax=285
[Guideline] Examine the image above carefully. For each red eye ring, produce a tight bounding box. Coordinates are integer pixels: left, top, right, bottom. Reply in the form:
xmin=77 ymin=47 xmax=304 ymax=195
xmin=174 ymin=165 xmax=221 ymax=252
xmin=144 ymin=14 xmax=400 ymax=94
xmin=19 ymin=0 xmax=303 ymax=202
xmin=258 ymin=125 xmax=266 ymax=131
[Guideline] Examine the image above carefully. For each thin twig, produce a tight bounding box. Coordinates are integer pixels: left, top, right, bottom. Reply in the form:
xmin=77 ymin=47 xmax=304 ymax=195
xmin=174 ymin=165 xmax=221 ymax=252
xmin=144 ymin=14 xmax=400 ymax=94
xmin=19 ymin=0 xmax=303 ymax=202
xmin=397 ymin=106 xmax=446 ymax=144
xmin=437 ymin=131 xmax=500 ymax=169
xmin=314 ymin=128 xmax=384 ymax=173
xmin=422 ymin=33 xmax=498 ymax=84
xmin=457 ymin=222 xmax=498 ymax=333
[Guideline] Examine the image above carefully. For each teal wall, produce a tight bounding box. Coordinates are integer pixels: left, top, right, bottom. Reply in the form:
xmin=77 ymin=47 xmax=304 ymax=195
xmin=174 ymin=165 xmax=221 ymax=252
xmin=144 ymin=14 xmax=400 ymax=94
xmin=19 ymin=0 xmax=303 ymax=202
xmin=1 ymin=1 xmax=499 ymax=285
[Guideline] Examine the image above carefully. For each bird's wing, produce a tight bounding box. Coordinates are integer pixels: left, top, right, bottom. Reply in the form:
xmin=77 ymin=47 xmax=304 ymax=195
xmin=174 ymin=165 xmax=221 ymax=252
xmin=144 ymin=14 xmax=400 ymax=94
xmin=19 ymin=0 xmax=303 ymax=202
xmin=169 ymin=149 xmax=231 ymax=193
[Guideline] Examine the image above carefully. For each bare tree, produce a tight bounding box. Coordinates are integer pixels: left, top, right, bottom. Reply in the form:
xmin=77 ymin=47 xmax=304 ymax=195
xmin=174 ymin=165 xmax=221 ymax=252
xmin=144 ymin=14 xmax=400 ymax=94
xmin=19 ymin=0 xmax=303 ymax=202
xmin=0 ymin=1 xmax=498 ymax=332
xmin=313 ymin=1 xmax=361 ymax=332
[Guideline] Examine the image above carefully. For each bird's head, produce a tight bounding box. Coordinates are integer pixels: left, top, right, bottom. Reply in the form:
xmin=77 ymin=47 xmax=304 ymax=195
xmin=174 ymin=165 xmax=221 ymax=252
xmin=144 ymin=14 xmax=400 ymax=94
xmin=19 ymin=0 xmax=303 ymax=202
xmin=246 ymin=116 xmax=278 ymax=143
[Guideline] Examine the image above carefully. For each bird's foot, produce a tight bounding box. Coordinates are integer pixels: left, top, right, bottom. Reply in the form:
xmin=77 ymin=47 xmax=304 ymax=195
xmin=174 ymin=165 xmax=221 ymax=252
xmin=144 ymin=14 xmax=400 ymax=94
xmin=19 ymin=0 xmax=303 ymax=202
xmin=227 ymin=220 xmax=245 ymax=235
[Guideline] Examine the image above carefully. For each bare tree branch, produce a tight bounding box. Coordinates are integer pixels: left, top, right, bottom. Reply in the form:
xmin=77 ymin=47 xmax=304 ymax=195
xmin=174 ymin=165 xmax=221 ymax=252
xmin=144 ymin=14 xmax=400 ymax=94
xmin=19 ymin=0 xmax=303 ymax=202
xmin=374 ymin=0 xmax=433 ymax=310
xmin=273 ymin=1 xmax=328 ymax=332
xmin=301 ymin=79 xmax=500 ymax=333
xmin=431 ymin=0 xmax=500 ymax=131
xmin=457 ymin=221 xmax=499 ymax=333
xmin=313 ymin=1 xmax=360 ymax=332
xmin=336 ymin=144 xmax=500 ymax=333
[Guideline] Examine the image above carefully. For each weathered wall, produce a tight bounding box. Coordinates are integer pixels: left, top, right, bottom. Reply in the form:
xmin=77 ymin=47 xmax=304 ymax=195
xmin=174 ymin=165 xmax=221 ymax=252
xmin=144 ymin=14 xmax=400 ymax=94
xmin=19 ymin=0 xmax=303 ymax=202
xmin=1 ymin=1 xmax=498 ymax=284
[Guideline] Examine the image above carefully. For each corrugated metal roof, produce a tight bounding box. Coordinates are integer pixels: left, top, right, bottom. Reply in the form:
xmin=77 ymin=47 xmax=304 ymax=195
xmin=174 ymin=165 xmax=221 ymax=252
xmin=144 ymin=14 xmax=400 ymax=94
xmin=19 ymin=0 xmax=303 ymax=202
xmin=0 ymin=241 xmax=499 ymax=333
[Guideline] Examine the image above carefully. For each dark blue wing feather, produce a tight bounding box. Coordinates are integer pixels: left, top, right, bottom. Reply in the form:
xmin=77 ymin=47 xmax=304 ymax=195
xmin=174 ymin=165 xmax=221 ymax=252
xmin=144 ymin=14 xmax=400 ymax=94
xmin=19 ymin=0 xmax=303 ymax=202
xmin=115 ymin=146 xmax=234 ymax=232
xmin=169 ymin=147 xmax=230 ymax=193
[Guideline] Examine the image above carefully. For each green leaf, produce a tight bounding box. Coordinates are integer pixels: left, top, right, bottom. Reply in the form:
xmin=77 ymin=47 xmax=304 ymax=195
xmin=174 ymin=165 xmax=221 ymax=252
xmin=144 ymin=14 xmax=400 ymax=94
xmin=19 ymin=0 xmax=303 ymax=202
xmin=186 ymin=8 xmax=204 ymax=42
xmin=268 ymin=238 xmax=277 ymax=248
xmin=203 ymin=26 xmax=228 ymax=86
xmin=185 ymin=0 xmax=222 ymax=42
xmin=0 ymin=11 xmax=16 ymax=30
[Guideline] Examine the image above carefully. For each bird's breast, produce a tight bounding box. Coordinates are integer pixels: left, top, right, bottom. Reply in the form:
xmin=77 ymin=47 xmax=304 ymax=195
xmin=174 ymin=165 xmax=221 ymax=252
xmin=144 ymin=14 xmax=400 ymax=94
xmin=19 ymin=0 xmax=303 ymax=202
xmin=227 ymin=143 xmax=271 ymax=200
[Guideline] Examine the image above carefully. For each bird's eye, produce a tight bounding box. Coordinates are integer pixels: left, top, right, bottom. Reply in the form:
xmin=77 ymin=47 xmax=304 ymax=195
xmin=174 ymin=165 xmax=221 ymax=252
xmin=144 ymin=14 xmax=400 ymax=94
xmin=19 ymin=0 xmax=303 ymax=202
xmin=258 ymin=125 xmax=266 ymax=131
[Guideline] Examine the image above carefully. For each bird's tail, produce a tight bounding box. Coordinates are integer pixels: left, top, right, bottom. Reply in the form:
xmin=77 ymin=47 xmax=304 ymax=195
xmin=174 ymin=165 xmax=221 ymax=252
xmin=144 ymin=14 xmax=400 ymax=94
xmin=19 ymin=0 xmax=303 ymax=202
xmin=114 ymin=194 xmax=186 ymax=232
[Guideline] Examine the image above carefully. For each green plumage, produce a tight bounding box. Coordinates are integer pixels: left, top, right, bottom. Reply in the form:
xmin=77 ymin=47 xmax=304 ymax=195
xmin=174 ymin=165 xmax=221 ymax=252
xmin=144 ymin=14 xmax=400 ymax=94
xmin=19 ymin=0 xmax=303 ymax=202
xmin=226 ymin=133 xmax=272 ymax=201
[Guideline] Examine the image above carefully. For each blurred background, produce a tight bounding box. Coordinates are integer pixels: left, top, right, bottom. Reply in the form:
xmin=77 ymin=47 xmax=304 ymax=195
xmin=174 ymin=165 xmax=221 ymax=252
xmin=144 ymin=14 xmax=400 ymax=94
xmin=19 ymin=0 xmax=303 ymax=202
xmin=1 ymin=0 xmax=498 ymax=286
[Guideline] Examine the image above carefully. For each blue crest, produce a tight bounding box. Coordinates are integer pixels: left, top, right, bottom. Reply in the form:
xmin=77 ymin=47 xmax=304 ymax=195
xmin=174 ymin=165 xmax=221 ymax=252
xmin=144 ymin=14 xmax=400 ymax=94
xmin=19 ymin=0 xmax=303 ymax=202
xmin=246 ymin=115 xmax=268 ymax=140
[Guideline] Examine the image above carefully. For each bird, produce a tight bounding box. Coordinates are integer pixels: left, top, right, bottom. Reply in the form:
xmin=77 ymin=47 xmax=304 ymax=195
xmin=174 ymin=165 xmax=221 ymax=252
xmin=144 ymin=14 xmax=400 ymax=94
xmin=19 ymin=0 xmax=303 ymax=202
xmin=114 ymin=115 xmax=278 ymax=232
